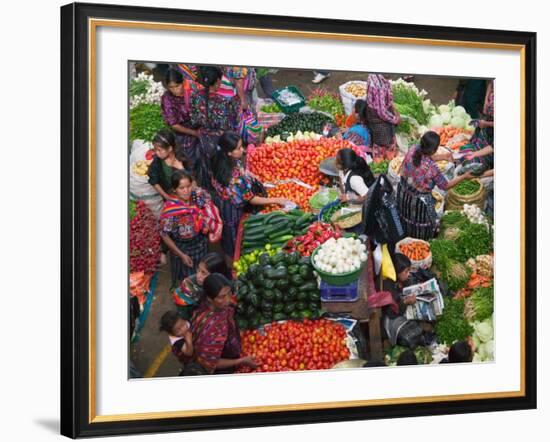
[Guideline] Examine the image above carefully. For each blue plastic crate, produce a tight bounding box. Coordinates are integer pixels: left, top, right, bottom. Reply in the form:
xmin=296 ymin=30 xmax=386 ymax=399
xmin=320 ymin=280 xmax=359 ymax=303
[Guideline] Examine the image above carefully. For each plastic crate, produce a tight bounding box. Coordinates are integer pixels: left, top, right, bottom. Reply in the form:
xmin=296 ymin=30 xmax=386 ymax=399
xmin=272 ymin=85 xmax=306 ymax=114
xmin=320 ymin=280 xmax=359 ymax=302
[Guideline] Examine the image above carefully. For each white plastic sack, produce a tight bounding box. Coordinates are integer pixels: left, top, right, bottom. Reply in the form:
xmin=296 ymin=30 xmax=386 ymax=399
xmin=129 ymin=139 xmax=163 ymax=218
xmin=339 ymin=81 xmax=367 ymax=115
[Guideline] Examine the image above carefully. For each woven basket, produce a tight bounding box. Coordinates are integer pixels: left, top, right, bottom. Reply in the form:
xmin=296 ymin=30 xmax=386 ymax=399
xmin=446 ymin=178 xmax=486 ymax=211
xmin=331 ymin=207 xmax=362 ymax=229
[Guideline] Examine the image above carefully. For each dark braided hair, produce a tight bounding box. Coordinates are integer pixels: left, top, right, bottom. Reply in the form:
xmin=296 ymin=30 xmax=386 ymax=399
xmin=163 ymin=68 xmax=183 ymax=90
xmin=336 ymin=148 xmax=375 ymax=187
xmin=197 ymin=66 xmax=223 ymax=123
xmin=413 ymin=131 xmax=440 ymax=167
xmin=210 ymin=131 xmax=241 ymax=187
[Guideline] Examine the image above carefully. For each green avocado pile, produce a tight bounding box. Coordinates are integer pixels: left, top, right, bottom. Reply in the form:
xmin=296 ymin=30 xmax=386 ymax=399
xmin=235 ymin=251 xmax=321 ymax=330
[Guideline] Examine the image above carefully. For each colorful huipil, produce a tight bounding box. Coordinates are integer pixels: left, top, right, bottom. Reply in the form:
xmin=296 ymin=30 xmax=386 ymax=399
xmin=189 ymin=303 xmax=242 ymax=374
xmin=160 ymin=80 xmax=200 ymax=163
xmin=211 ymin=161 xmax=256 ymax=257
xmin=396 ymin=146 xmax=449 ymax=240
xmin=159 ymin=190 xmax=222 ymax=287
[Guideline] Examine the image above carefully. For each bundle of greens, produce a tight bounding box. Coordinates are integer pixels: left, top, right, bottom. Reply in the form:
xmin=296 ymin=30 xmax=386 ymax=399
xmin=465 ymin=286 xmax=494 ymax=322
xmin=455 ymin=223 xmax=493 ymax=261
xmin=434 ymin=298 xmax=473 ymax=346
xmin=129 ymin=200 xmax=137 ymax=221
xmin=429 ymin=238 xmax=472 ymax=292
xmin=440 ymin=210 xmax=470 ymax=231
xmin=453 ymin=179 xmax=481 ymax=196
xmin=129 ymin=78 xmax=150 ymax=97
xmin=307 ymin=88 xmax=344 ymax=118
xmin=129 ymin=103 xmax=167 ymax=142
xmin=392 ymin=83 xmax=429 ymax=126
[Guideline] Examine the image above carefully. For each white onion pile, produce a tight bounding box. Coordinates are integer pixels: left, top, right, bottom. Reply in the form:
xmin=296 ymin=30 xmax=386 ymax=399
xmin=313 ymin=237 xmax=367 ymax=275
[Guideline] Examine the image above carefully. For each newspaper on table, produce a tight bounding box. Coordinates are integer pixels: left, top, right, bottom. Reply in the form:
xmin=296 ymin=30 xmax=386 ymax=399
xmin=401 ymin=278 xmax=445 ymax=321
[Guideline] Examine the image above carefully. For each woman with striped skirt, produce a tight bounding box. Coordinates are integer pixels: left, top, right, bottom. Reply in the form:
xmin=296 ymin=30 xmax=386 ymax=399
xmin=397 ymin=131 xmax=472 ymax=240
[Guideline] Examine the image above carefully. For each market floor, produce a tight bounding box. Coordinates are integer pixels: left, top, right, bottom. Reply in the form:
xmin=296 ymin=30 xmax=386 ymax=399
xmin=260 ymin=69 xmax=459 ymax=107
xmin=131 ymin=263 xmax=182 ymax=378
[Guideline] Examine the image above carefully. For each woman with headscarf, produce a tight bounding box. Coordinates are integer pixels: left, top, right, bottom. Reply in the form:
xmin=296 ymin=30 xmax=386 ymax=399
xmin=365 ymin=74 xmax=400 ymax=159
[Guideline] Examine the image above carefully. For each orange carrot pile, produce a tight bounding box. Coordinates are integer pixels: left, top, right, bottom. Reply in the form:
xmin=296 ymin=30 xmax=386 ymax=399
xmin=467 ymin=273 xmax=492 ymax=289
xmin=434 ymin=126 xmax=471 ymax=148
xmin=452 ymin=273 xmax=492 ymax=300
xmin=399 ymin=241 xmax=430 ymax=261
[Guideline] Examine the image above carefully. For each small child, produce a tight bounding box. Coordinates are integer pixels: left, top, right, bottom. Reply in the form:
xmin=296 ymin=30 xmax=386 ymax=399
xmin=440 ymin=340 xmax=473 ymax=364
xmin=397 ymin=349 xmax=418 ymax=366
xmin=172 ymin=252 xmax=231 ymax=319
xmin=159 ymin=311 xmax=194 ymax=363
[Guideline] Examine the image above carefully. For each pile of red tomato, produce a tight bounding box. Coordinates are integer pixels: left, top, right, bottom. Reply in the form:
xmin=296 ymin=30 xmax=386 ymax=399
xmin=247 ymin=138 xmax=362 ymax=186
xmin=263 ymin=182 xmax=318 ymax=213
xmin=237 ymin=319 xmax=350 ymax=373
xmin=247 ymin=137 xmax=363 ymax=213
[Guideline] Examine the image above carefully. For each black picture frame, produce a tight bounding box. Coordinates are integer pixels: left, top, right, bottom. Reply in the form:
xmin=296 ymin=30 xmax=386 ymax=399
xmin=60 ymin=2 xmax=537 ymax=438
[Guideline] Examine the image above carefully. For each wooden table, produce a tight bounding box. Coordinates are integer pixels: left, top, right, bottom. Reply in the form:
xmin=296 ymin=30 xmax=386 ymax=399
xmin=321 ymin=252 xmax=384 ymax=360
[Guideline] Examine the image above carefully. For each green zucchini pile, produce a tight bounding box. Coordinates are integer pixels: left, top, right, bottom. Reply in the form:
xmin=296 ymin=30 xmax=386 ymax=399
xmin=242 ymin=210 xmax=316 ymax=255
xmin=235 ymin=251 xmax=321 ymax=330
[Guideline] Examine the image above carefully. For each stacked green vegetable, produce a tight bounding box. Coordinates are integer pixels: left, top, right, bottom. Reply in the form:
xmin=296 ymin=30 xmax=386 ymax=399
xmin=434 ymin=298 xmax=474 ymax=345
xmin=260 ymin=102 xmax=283 ymax=113
xmin=130 ymin=103 xmax=167 ymax=142
xmin=241 ymin=210 xmax=317 ymax=255
xmin=309 ymin=189 xmax=339 ymax=212
xmin=321 ymin=202 xmax=345 ymax=223
xmin=266 ymin=112 xmax=333 ymax=139
xmin=453 ymin=179 xmax=481 ymax=196
xmin=392 ymin=82 xmax=429 ymax=131
xmin=429 ymin=239 xmax=472 ymax=292
xmin=235 ymin=252 xmax=321 ymax=329
xmin=129 ymin=78 xmax=150 ymax=97
xmin=455 ymin=223 xmax=493 ymax=261
xmin=369 ymin=160 xmax=390 ymax=175
xmin=233 ymin=245 xmax=281 ymax=276
xmin=129 ymin=199 xmax=137 ymax=221
xmin=307 ymin=89 xmax=345 ymax=118
xmin=464 ymin=286 xmax=494 ymax=322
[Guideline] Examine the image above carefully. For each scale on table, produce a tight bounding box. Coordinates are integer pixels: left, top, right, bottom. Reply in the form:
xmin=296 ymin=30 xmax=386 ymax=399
xmin=320 ymin=280 xmax=359 ymax=303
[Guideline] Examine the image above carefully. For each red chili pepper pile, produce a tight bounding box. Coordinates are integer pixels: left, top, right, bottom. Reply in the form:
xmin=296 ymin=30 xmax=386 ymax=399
xmin=237 ymin=319 xmax=350 ymax=373
xmin=284 ymin=221 xmax=341 ymax=256
xmin=130 ymin=201 xmax=161 ymax=273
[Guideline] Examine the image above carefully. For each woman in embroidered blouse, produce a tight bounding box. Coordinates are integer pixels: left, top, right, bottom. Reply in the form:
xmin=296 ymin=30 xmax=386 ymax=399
xmin=396 ymin=131 xmax=472 ymax=240
xmin=159 ymin=170 xmax=222 ymax=288
xmin=365 ymin=74 xmax=400 ymax=160
xmin=160 ymin=68 xmax=201 ymax=165
xmin=210 ymin=131 xmax=293 ymax=260
xmin=189 ymin=273 xmax=258 ymax=375
xmin=188 ymin=66 xmax=242 ymax=190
